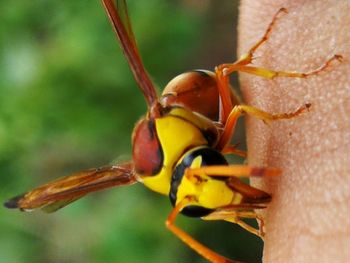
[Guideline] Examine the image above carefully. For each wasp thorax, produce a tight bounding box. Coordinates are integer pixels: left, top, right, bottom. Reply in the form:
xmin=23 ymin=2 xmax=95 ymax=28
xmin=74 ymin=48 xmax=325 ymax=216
xmin=160 ymin=70 xmax=220 ymax=121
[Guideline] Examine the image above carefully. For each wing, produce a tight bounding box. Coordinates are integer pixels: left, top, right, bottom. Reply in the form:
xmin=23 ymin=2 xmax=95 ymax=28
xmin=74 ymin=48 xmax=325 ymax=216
xmin=4 ymin=162 xmax=137 ymax=213
xmin=101 ymin=0 xmax=158 ymax=107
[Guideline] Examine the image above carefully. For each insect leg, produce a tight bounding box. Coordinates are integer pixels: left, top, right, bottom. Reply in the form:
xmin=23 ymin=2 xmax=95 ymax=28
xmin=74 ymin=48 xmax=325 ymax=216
xmin=236 ymin=7 xmax=288 ymax=66
xmin=218 ymin=7 xmax=287 ymax=73
xmin=221 ymin=145 xmax=247 ymax=158
xmin=216 ymin=6 xmax=342 ymax=80
xmin=224 ymin=54 xmax=343 ymax=79
xmin=185 ymin=165 xmax=275 ymax=204
xmin=216 ymin=103 xmax=310 ymax=150
xmin=215 ymin=8 xmax=288 ymax=123
xmin=186 ymin=165 xmax=280 ymax=179
xmin=215 ymin=66 xmax=234 ymax=124
xmin=166 ymin=197 xmax=237 ymax=263
xmin=203 ymin=209 xmax=265 ymax=238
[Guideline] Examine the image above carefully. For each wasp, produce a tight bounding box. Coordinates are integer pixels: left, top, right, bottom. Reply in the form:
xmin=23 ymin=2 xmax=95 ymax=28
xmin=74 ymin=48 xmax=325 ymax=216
xmin=4 ymin=1 xmax=342 ymax=262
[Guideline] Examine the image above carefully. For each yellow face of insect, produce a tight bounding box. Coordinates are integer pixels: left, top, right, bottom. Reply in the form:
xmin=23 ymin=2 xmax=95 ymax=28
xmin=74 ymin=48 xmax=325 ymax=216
xmin=140 ymin=108 xmax=212 ymax=195
xmin=141 ymin=115 xmax=207 ymax=195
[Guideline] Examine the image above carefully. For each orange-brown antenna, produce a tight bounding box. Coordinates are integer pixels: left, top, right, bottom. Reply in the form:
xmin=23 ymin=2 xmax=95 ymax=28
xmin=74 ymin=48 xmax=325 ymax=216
xmin=101 ymin=0 xmax=158 ymax=107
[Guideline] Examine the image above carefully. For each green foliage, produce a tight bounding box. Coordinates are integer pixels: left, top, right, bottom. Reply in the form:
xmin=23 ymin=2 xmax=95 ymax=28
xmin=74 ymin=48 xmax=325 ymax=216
xmin=0 ymin=1 xmax=262 ymax=262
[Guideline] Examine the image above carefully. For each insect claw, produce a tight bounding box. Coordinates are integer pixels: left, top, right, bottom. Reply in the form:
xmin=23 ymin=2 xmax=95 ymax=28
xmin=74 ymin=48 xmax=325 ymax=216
xmin=334 ymin=54 xmax=344 ymax=62
xmin=279 ymin=7 xmax=288 ymax=14
xmin=262 ymin=119 xmax=271 ymax=126
xmin=305 ymin=103 xmax=312 ymax=111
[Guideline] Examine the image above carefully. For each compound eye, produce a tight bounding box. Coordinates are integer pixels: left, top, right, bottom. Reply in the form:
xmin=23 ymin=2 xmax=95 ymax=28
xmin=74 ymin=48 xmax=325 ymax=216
xmin=132 ymin=119 xmax=163 ymax=175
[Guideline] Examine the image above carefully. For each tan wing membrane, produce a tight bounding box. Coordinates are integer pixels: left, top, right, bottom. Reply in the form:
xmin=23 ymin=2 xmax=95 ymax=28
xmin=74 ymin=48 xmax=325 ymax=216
xmin=4 ymin=163 xmax=136 ymax=212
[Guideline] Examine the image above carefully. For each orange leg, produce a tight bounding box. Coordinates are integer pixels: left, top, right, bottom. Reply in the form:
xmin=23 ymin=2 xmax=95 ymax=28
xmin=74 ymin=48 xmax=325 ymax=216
xmin=216 ymin=67 xmax=233 ymax=124
xmin=235 ymin=7 xmax=288 ymax=66
xmin=184 ymin=164 xmax=274 ymax=204
xmin=222 ymin=145 xmax=247 ymax=158
xmin=215 ymin=53 xmax=342 ymax=127
xmin=203 ymin=209 xmax=265 ymax=238
xmin=215 ymin=8 xmax=288 ymax=123
xmin=214 ymin=6 xmax=342 ymax=125
xmin=216 ymin=103 xmax=310 ymax=150
xmin=166 ymin=197 xmax=237 ymax=263
xmin=223 ymin=54 xmax=343 ymax=78
xmin=186 ymin=165 xmax=281 ymax=179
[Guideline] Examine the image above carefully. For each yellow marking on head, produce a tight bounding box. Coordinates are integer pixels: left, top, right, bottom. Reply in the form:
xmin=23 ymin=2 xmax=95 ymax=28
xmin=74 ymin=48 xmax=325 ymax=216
xmin=141 ymin=113 xmax=208 ymax=195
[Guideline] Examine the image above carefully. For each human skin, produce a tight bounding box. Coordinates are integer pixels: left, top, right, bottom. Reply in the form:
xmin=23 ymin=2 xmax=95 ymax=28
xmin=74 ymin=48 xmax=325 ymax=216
xmin=238 ymin=1 xmax=350 ymax=262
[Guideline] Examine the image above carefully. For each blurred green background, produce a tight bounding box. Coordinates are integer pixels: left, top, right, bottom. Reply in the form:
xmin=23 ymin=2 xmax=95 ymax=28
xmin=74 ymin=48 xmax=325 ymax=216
xmin=0 ymin=0 xmax=263 ymax=262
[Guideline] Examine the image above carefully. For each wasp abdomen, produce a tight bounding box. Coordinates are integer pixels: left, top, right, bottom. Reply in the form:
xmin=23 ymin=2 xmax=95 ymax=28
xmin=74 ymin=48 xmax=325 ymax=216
xmin=169 ymin=147 xmax=228 ymax=218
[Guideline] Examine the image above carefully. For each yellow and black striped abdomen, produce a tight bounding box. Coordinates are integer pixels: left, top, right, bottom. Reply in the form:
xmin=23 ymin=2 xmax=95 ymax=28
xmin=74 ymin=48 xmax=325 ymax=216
xmin=169 ymin=147 xmax=243 ymax=217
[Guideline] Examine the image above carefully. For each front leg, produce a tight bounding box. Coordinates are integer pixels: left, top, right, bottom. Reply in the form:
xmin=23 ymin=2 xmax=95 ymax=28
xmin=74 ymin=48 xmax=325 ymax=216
xmin=203 ymin=208 xmax=266 ymax=238
xmin=214 ymin=8 xmax=289 ymax=123
xmin=166 ymin=196 xmax=237 ymax=263
xmin=216 ymin=103 xmax=311 ymax=150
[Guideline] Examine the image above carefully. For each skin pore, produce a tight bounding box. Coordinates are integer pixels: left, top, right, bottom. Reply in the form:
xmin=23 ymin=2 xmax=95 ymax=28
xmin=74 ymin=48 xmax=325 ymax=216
xmin=238 ymin=1 xmax=350 ymax=262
